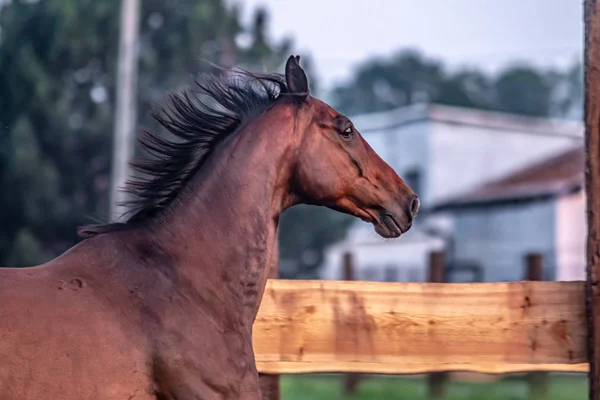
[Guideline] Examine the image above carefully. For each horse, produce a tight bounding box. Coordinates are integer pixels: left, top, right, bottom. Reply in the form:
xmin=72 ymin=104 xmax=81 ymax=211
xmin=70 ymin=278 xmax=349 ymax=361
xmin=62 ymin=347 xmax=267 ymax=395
xmin=0 ymin=55 xmax=419 ymax=400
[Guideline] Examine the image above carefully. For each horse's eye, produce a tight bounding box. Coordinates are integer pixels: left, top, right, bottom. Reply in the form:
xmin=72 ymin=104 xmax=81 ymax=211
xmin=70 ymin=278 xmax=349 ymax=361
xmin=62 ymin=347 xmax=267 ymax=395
xmin=340 ymin=126 xmax=354 ymax=140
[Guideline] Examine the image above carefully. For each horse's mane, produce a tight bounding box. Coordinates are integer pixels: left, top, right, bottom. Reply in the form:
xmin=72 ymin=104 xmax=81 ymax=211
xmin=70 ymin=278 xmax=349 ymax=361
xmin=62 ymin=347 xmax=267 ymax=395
xmin=79 ymin=68 xmax=289 ymax=238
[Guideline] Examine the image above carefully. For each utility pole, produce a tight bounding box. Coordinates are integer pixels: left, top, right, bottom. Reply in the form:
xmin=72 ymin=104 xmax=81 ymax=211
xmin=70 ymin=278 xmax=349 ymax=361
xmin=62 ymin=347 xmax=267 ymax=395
xmin=110 ymin=0 xmax=140 ymax=222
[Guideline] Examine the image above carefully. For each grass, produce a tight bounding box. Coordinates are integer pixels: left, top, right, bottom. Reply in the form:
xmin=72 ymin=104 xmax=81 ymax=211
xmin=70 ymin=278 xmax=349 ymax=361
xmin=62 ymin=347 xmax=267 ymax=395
xmin=280 ymin=373 xmax=588 ymax=400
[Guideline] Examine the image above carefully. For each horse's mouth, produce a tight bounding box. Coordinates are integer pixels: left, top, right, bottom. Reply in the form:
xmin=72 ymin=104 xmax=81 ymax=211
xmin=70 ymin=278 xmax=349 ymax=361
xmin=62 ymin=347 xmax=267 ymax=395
xmin=374 ymin=212 xmax=405 ymax=239
xmin=358 ymin=208 xmax=407 ymax=239
xmin=384 ymin=213 xmax=404 ymax=234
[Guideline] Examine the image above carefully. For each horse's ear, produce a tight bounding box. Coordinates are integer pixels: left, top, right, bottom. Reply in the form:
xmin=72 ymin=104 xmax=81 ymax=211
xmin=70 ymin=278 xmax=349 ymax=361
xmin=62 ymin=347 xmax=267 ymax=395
xmin=285 ymin=55 xmax=309 ymax=102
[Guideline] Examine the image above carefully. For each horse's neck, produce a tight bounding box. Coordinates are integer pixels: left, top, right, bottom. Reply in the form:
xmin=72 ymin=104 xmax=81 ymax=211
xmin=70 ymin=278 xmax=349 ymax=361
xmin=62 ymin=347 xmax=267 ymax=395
xmin=151 ymin=115 xmax=294 ymax=330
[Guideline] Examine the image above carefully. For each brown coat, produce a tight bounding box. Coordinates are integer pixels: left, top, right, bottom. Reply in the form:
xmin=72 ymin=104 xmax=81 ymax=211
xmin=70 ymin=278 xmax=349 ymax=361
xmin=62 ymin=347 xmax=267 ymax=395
xmin=0 ymin=55 xmax=417 ymax=400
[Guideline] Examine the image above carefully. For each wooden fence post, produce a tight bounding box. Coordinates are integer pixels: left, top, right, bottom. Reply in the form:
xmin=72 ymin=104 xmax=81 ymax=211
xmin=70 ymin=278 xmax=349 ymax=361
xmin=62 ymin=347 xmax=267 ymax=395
xmin=585 ymin=1 xmax=600 ymax=399
xmin=341 ymin=251 xmax=362 ymax=396
xmin=342 ymin=251 xmax=355 ymax=281
xmin=525 ymin=253 xmax=548 ymax=400
xmin=259 ymin=258 xmax=280 ymax=400
xmin=427 ymin=251 xmax=447 ymax=399
xmin=525 ymin=253 xmax=543 ymax=282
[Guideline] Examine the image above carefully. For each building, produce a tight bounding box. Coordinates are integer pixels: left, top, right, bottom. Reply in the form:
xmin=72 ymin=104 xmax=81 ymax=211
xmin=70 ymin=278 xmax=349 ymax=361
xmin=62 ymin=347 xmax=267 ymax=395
xmin=320 ymin=103 xmax=584 ymax=283
xmin=350 ymin=103 xmax=583 ymax=208
xmin=320 ymin=222 xmax=445 ymax=282
xmin=431 ymin=146 xmax=586 ymax=282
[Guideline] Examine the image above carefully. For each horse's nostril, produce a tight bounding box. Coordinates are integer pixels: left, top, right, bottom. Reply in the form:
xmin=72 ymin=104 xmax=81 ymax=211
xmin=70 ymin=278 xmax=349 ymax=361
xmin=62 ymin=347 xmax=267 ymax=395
xmin=410 ymin=195 xmax=420 ymax=218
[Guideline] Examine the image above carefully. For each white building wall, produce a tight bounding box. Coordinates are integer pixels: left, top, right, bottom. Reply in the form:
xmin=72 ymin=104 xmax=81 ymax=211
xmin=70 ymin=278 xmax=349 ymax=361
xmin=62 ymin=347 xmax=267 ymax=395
xmin=359 ymin=115 xmax=581 ymax=211
xmin=360 ymin=122 xmax=431 ymax=201
xmin=428 ymin=123 xmax=581 ymax=207
xmin=450 ymin=200 xmax=556 ymax=282
xmin=555 ymin=190 xmax=587 ymax=281
xmin=320 ymin=225 xmax=445 ymax=282
xmin=325 ymin=105 xmax=583 ymax=283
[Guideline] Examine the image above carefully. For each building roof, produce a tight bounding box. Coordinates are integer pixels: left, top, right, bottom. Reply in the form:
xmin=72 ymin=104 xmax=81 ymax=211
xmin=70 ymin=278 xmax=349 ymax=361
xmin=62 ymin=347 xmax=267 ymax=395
xmin=352 ymin=103 xmax=583 ymax=138
xmin=431 ymin=146 xmax=585 ymax=210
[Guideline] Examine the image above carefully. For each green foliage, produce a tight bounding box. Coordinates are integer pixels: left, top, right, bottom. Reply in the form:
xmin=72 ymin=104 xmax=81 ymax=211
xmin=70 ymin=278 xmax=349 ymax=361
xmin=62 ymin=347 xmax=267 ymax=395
xmin=495 ymin=66 xmax=552 ymax=117
xmin=1 ymin=0 xmax=118 ymax=267
xmin=279 ymin=205 xmax=354 ymax=279
xmin=1 ymin=2 xmax=582 ymax=276
xmin=0 ymin=0 xmax=316 ymax=267
xmin=331 ymin=49 xmax=582 ymax=119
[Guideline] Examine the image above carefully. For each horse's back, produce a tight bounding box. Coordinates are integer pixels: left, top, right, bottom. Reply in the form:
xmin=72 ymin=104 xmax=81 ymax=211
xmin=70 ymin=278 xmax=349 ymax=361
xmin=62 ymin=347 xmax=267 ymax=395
xmin=0 ymin=254 xmax=155 ymax=399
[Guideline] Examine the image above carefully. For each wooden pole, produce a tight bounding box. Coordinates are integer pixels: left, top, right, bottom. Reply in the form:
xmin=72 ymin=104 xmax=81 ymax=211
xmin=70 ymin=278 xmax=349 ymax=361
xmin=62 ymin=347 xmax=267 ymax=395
xmin=585 ymin=1 xmax=600 ymax=399
xmin=525 ymin=253 xmax=543 ymax=281
xmin=428 ymin=251 xmax=445 ymax=283
xmin=427 ymin=251 xmax=447 ymax=399
xmin=525 ymin=253 xmax=548 ymax=400
xmin=342 ymin=252 xmax=355 ymax=281
xmin=110 ymin=0 xmax=140 ymax=221
xmin=341 ymin=251 xmax=362 ymax=396
xmin=259 ymin=258 xmax=280 ymax=400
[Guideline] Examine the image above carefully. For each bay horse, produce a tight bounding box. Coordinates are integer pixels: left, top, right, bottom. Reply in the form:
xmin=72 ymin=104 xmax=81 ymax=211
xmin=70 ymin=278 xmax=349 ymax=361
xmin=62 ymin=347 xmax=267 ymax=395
xmin=0 ymin=55 xmax=419 ymax=399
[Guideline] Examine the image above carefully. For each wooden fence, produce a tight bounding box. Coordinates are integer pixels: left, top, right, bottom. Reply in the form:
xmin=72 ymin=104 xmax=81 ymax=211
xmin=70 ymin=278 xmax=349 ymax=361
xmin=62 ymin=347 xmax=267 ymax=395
xmin=256 ymin=1 xmax=600 ymax=398
xmin=255 ymin=254 xmax=585 ymax=399
xmin=254 ymin=281 xmax=588 ymax=374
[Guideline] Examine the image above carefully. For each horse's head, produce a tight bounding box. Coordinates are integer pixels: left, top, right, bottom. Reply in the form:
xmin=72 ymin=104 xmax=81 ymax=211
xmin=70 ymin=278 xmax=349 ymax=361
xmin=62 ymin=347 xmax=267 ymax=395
xmin=282 ymin=55 xmax=419 ymax=238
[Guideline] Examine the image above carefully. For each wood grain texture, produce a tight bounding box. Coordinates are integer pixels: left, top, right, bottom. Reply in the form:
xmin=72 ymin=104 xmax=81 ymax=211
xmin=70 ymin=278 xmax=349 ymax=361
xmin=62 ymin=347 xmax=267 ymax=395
xmin=341 ymin=252 xmax=362 ymax=395
xmin=427 ymin=251 xmax=448 ymax=399
xmin=585 ymin=1 xmax=600 ymax=399
xmin=259 ymin=244 xmax=280 ymax=400
xmin=524 ymin=253 xmax=548 ymax=400
xmin=253 ymin=280 xmax=588 ymax=374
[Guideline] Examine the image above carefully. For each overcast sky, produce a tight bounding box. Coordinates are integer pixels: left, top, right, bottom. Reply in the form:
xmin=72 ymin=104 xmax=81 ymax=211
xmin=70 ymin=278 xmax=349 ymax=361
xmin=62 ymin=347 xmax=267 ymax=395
xmin=235 ymin=0 xmax=583 ymax=91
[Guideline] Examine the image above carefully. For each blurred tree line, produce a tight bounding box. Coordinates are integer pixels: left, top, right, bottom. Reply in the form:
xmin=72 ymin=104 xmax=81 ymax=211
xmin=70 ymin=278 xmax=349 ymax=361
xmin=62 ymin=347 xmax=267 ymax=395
xmin=0 ymin=0 xmax=323 ymax=268
xmin=0 ymin=1 xmax=584 ymax=279
xmin=331 ymin=49 xmax=583 ymax=120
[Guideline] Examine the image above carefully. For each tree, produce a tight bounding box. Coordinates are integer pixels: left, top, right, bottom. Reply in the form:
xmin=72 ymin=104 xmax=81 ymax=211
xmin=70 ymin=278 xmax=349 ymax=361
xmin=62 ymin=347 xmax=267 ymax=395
xmin=436 ymin=69 xmax=494 ymax=111
xmin=0 ymin=0 xmax=119 ymax=266
xmin=279 ymin=205 xmax=354 ymax=279
xmin=548 ymin=60 xmax=583 ymax=120
xmin=332 ymin=50 xmax=446 ymax=116
xmin=331 ymin=48 xmax=582 ymax=119
xmin=494 ymin=66 xmax=552 ymax=117
xmin=0 ymin=0 xmax=306 ymax=267
xmin=331 ymin=49 xmax=498 ymax=116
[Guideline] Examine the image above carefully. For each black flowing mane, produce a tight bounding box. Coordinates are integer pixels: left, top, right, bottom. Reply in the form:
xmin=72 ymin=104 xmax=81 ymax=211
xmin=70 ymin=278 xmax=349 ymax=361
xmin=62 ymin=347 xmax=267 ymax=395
xmin=79 ymin=69 xmax=289 ymax=238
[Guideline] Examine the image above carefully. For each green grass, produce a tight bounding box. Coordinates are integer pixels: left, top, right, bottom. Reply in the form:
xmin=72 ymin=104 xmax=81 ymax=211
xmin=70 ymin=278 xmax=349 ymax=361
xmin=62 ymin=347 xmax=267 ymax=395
xmin=280 ymin=374 xmax=587 ymax=400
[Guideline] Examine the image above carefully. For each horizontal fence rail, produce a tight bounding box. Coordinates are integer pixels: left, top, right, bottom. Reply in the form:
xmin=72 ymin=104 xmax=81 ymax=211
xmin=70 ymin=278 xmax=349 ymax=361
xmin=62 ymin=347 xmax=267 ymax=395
xmin=252 ymin=279 xmax=588 ymax=375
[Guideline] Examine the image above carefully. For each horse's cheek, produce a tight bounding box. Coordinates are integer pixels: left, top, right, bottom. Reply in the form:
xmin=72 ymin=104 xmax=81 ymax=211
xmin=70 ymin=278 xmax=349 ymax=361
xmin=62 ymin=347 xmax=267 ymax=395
xmin=295 ymin=160 xmax=329 ymax=199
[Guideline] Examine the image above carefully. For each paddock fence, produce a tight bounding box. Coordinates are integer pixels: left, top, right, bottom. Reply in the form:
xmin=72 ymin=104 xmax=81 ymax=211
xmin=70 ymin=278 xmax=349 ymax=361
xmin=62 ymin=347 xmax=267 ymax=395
xmin=254 ymin=252 xmax=587 ymax=400
xmin=252 ymin=2 xmax=600 ymax=399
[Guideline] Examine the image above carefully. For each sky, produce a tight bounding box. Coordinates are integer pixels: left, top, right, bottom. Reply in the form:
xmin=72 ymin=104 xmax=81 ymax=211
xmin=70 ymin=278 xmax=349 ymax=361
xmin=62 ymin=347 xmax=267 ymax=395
xmin=235 ymin=0 xmax=583 ymax=92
